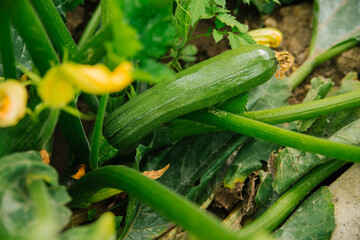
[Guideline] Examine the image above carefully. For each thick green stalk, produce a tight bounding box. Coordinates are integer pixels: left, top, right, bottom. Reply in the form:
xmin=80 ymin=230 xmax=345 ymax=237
xmin=71 ymin=24 xmax=112 ymax=64
xmin=68 ymin=166 xmax=248 ymax=240
xmin=30 ymin=0 xmax=78 ymax=57
xmin=173 ymin=89 xmax=360 ymax=141
xmin=78 ymin=4 xmax=102 ymax=49
xmin=289 ymin=39 xmax=359 ymax=89
xmin=27 ymin=178 xmax=53 ymax=222
xmin=90 ymin=94 xmax=109 ymax=170
xmin=1 ymin=0 xmax=59 ymax=75
xmin=29 ymin=0 xmax=91 ymax=164
xmin=243 ymin=89 xmax=360 ymax=124
xmin=184 ymin=109 xmax=360 ymax=163
xmin=238 ymin=160 xmax=346 ymax=238
xmin=0 ymin=8 xmax=17 ymax=79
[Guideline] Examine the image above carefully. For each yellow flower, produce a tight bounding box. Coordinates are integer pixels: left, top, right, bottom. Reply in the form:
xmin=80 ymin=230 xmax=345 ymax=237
xmin=248 ymin=28 xmax=283 ymax=48
xmin=38 ymin=67 xmax=75 ymax=108
xmin=37 ymin=62 xmax=133 ymax=108
xmin=61 ymin=61 xmax=133 ymax=95
xmin=0 ymin=80 xmax=28 ymax=127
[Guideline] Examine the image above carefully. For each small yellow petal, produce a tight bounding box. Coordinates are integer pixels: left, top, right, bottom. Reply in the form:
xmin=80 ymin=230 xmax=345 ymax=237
xmin=72 ymin=164 xmax=86 ymax=180
xmin=40 ymin=150 xmax=50 ymax=164
xmin=0 ymin=80 xmax=28 ymax=127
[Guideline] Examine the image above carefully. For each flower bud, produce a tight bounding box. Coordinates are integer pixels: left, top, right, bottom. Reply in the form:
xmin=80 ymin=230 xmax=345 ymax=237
xmin=61 ymin=61 xmax=134 ymax=95
xmin=37 ymin=67 xmax=75 ymax=108
xmin=0 ymin=80 xmax=28 ymax=127
xmin=248 ymin=28 xmax=283 ymax=48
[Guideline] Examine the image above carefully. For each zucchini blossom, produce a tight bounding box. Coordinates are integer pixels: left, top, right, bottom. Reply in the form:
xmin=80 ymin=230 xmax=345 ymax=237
xmin=248 ymin=28 xmax=283 ymax=48
xmin=0 ymin=80 xmax=28 ymax=127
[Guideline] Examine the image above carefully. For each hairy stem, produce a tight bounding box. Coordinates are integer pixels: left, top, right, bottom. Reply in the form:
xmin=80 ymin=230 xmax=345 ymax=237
xmin=68 ymin=165 xmax=252 ymax=240
xmin=173 ymin=89 xmax=360 ymax=141
xmin=184 ymin=108 xmax=360 ymax=163
xmin=238 ymin=160 xmax=346 ymax=238
xmin=90 ymin=94 xmax=109 ymax=170
xmin=78 ymin=4 xmax=102 ymax=49
xmin=289 ymin=39 xmax=359 ymax=89
xmin=30 ymin=0 xmax=78 ymax=57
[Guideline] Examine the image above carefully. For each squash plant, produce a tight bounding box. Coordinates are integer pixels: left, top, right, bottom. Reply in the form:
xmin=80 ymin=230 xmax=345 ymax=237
xmin=0 ymin=0 xmax=359 ymax=239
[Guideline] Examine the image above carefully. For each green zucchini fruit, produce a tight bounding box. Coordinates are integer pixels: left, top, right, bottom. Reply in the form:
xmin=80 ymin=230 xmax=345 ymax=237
xmin=103 ymin=44 xmax=277 ymax=149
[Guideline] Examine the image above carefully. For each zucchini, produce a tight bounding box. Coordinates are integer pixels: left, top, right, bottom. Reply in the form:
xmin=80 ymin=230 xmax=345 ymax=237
xmin=103 ymin=44 xmax=277 ymax=149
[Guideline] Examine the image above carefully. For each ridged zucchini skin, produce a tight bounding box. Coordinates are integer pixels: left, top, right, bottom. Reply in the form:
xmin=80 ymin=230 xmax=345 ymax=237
xmin=103 ymin=44 xmax=277 ymax=149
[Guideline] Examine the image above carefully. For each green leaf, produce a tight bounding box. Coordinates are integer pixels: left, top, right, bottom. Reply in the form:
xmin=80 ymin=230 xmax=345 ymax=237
xmin=60 ymin=212 xmax=115 ymax=240
xmin=123 ymin=0 xmax=175 ymax=58
xmin=273 ymin=117 xmax=360 ymax=194
xmin=173 ymin=0 xmax=191 ymax=48
xmin=126 ymin=132 xmax=244 ymax=239
xmin=255 ymin=172 xmax=281 ymax=211
xmin=216 ymin=13 xmax=248 ymax=33
xmin=0 ymin=27 xmax=31 ymax=77
xmin=0 ymin=151 xmax=71 ymax=239
xmin=212 ymin=29 xmax=223 ymax=42
xmin=189 ymin=0 xmax=210 ymax=26
xmin=310 ymin=0 xmax=360 ymax=56
xmin=214 ymin=0 xmax=226 ymax=8
xmin=247 ymin=76 xmax=291 ymax=111
xmin=228 ymin=32 xmax=246 ymax=49
xmin=223 ymin=140 xmax=278 ymax=189
xmin=0 ymin=110 xmax=50 ymax=157
xmin=273 ymin=187 xmax=335 ymax=240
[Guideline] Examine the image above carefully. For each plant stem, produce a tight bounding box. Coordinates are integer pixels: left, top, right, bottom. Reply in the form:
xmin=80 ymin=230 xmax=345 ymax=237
xmin=0 ymin=8 xmax=17 ymax=79
xmin=36 ymin=109 xmax=60 ymax=149
xmin=30 ymin=0 xmax=78 ymax=57
xmin=237 ymin=160 xmax=346 ymax=238
xmin=72 ymin=24 xmax=112 ymax=64
xmin=243 ymin=89 xmax=360 ymax=124
xmin=27 ymin=178 xmax=53 ymax=222
xmin=173 ymin=89 xmax=360 ymax=141
xmin=289 ymin=39 xmax=359 ymax=89
xmin=184 ymin=108 xmax=360 ymax=163
xmin=1 ymin=0 xmax=59 ymax=75
xmin=68 ymin=165 xmax=247 ymax=240
xmin=78 ymin=4 xmax=102 ymax=49
xmin=90 ymin=94 xmax=109 ymax=170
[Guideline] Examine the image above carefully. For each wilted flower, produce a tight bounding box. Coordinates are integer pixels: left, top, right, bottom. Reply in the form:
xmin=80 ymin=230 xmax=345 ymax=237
xmin=71 ymin=164 xmax=86 ymax=180
xmin=248 ymin=28 xmax=283 ymax=48
xmin=0 ymin=80 xmax=28 ymax=127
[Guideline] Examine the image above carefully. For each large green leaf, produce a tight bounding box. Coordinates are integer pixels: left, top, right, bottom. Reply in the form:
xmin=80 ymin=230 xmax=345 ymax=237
xmin=273 ymin=117 xmax=360 ymax=194
xmin=247 ymin=76 xmax=291 ymax=111
xmin=273 ymin=187 xmax=335 ymax=240
xmin=223 ymin=140 xmax=278 ymax=189
xmin=310 ymin=0 xmax=360 ymax=56
xmin=124 ymin=132 xmax=246 ymax=239
xmin=272 ymin=74 xmax=360 ymax=194
xmin=0 ymin=27 xmax=31 ymax=77
xmin=60 ymin=213 xmax=115 ymax=240
xmin=0 ymin=151 xmax=71 ymax=240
